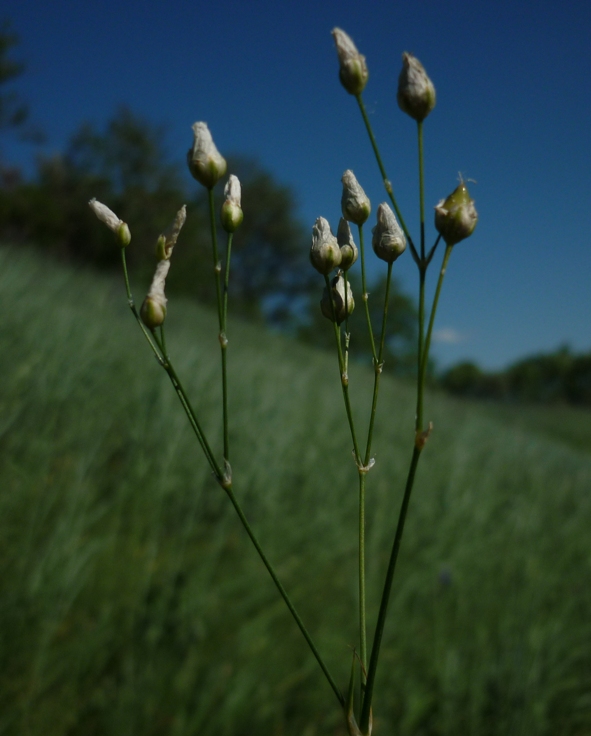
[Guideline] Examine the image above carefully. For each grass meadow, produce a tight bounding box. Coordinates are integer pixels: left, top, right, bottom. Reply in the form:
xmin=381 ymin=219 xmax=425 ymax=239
xmin=1 ymin=244 xmax=591 ymax=736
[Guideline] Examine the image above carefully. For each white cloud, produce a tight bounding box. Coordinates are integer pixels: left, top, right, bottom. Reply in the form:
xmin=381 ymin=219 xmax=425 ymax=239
xmin=432 ymin=327 xmax=468 ymax=345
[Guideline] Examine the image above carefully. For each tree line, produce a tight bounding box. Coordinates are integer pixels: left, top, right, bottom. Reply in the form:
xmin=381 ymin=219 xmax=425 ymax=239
xmin=3 ymin=23 xmax=588 ymax=404
xmin=0 ymin=23 xmax=418 ymax=373
xmin=440 ymin=346 xmax=591 ymax=407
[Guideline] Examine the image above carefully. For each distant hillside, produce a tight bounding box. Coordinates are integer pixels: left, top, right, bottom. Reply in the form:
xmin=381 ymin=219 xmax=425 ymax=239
xmin=440 ymin=348 xmax=591 ymax=408
xmin=2 ymin=244 xmax=591 ymax=736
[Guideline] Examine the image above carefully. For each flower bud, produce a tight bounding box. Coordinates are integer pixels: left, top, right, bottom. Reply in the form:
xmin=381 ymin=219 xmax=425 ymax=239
xmin=156 ymin=205 xmax=187 ymax=260
xmin=88 ymin=198 xmax=131 ymax=247
xmin=310 ymin=217 xmax=342 ymax=275
xmin=372 ymin=203 xmax=407 ymax=263
xmin=434 ymin=181 xmax=478 ymax=246
xmin=321 ymin=272 xmax=355 ymax=325
xmin=187 ymin=122 xmax=227 ymax=188
xmin=141 ymin=259 xmax=170 ymax=329
xmin=332 ymin=28 xmax=369 ymax=96
xmin=140 ymin=295 xmax=167 ymax=329
xmin=341 ymin=170 xmax=371 ymax=225
xmin=336 ymin=218 xmax=358 ymax=271
xmin=220 ymin=175 xmax=243 ymax=233
xmin=397 ymin=53 xmax=436 ymax=122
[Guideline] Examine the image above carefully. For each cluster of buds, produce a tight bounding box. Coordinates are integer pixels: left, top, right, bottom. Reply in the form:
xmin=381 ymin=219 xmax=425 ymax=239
xmin=187 ymin=122 xmax=227 ymax=189
xmin=140 ymin=205 xmax=187 ymax=329
xmin=435 ymin=181 xmax=478 ymax=246
xmin=88 ymin=198 xmax=131 ymax=248
xmin=311 ymin=169 xmax=410 ymax=325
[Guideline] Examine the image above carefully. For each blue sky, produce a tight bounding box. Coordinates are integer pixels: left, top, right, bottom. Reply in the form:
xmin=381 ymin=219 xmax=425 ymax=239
xmin=3 ymin=0 xmax=591 ymax=369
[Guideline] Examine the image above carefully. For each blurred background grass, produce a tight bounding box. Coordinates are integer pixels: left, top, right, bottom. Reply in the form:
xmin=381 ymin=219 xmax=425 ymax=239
xmin=1 ymin=244 xmax=591 ymax=735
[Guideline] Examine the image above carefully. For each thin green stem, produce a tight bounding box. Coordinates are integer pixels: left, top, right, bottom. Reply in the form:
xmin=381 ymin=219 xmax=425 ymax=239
xmin=419 ymin=244 xmax=453 ymax=397
xmin=418 ymin=121 xmax=425 ymax=260
xmin=360 ymin=446 xmax=421 ymax=734
xmin=355 ymin=94 xmax=415 ymax=254
xmin=426 ymin=233 xmax=442 ymax=266
xmin=358 ymin=470 xmax=367 ymax=684
xmin=324 ymin=274 xmax=361 ymax=464
xmin=357 ymin=262 xmax=392 ymax=694
xmin=360 ymin=244 xmax=455 ymax=735
xmin=208 ymin=188 xmax=230 ymax=461
xmin=344 ymin=270 xmax=350 ymax=376
xmin=223 ymin=484 xmax=345 ymax=707
xmin=120 ymin=248 xmax=164 ymax=362
xmin=222 ymin=233 xmax=233 ymax=330
xmin=220 ymin=232 xmax=233 ymax=461
xmin=207 ymin=188 xmax=224 ymax=328
xmin=358 ymin=225 xmax=377 ymax=364
xmin=121 ymin=244 xmax=341 ymax=708
xmin=151 ymin=331 xmax=221 ymax=478
xmin=416 ymin=266 xmax=426 ymax=432
xmin=364 ymin=262 xmax=392 ymax=465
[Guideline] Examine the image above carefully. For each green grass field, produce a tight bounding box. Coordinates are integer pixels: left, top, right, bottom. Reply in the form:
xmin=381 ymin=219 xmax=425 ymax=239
xmin=1 ymin=244 xmax=591 ymax=736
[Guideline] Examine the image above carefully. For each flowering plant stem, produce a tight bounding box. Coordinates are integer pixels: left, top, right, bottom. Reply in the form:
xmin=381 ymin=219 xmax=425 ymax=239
xmin=324 ymin=274 xmax=362 ymax=464
xmin=120 ymin=248 xmax=344 ymax=708
xmin=353 ymin=112 xmax=455 ymax=733
xmin=360 ymin=243 xmax=452 ymax=733
xmin=207 ymin=187 xmax=230 ymax=461
xmin=355 ymin=94 xmax=414 ymax=254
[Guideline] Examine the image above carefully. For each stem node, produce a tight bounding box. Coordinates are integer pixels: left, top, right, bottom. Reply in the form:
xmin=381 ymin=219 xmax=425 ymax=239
xmin=415 ymin=421 xmax=433 ymax=450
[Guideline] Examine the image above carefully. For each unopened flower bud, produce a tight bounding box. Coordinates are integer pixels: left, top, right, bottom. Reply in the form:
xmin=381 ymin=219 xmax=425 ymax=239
xmin=140 ymin=295 xmax=167 ymax=329
xmin=156 ymin=204 xmax=187 ymax=260
xmin=372 ymin=203 xmax=407 ymax=263
xmin=341 ymin=170 xmax=371 ymax=225
xmin=397 ymin=53 xmax=436 ymax=122
xmin=310 ymin=217 xmax=342 ymax=275
xmin=141 ymin=259 xmax=170 ymax=329
xmin=88 ymin=198 xmax=131 ymax=247
xmin=220 ymin=175 xmax=243 ymax=233
xmin=337 ymin=218 xmax=358 ymax=271
xmin=321 ymin=272 xmax=355 ymax=325
xmin=187 ymin=122 xmax=227 ymax=189
xmin=434 ymin=181 xmax=478 ymax=246
xmin=332 ymin=28 xmax=369 ymax=96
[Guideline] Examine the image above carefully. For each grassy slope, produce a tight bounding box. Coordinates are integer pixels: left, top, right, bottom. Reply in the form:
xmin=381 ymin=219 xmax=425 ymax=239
xmin=437 ymin=395 xmax=591 ymax=456
xmin=1 ymin=245 xmax=591 ymax=736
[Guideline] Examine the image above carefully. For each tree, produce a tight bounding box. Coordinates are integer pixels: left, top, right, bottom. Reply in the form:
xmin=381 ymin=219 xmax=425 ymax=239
xmin=0 ymin=21 xmax=27 ymax=134
xmin=0 ymin=20 xmax=43 ymax=163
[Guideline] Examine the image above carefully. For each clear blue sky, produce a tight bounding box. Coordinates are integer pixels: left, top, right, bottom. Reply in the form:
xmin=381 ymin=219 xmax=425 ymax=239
xmin=3 ymin=0 xmax=591 ymax=369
